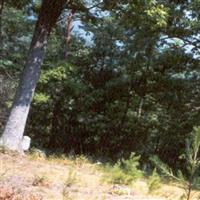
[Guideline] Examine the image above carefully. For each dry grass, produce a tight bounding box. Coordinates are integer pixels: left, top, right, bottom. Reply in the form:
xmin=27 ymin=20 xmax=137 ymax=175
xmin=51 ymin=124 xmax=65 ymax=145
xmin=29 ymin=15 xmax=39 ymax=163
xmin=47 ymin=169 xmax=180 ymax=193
xmin=0 ymin=151 xmax=199 ymax=200
xmin=0 ymin=183 xmax=42 ymax=200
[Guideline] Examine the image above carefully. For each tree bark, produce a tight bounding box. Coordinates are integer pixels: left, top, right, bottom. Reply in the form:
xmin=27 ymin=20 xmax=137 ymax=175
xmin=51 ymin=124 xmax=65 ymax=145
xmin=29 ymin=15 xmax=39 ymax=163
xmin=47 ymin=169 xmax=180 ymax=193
xmin=48 ymin=97 xmax=63 ymax=149
xmin=64 ymin=9 xmax=74 ymax=59
xmin=1 ymin=0 xmax=67 ymax=151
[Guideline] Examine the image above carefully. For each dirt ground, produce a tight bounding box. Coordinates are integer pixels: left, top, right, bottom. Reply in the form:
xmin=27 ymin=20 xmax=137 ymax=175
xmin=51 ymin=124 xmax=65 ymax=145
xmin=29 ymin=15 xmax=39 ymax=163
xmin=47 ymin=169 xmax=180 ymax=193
xmin=0 ymin=152 xmax=198 ymax=200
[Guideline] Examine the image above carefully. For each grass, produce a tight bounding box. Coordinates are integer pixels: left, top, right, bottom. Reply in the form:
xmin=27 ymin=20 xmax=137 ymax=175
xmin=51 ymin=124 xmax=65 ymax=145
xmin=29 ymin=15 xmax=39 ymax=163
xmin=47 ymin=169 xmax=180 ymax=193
xmin=0 ymin=151 xmax=199 ymax=200
xmin=147 ymin=169 xmax=162 ymax=194
xmin=32 ymin=174 xmax=50 ymax=187
xmin=64 ymin=169 xmax=77 ymax=187
xmin=100 ymin=153 xmax=143 ymax=185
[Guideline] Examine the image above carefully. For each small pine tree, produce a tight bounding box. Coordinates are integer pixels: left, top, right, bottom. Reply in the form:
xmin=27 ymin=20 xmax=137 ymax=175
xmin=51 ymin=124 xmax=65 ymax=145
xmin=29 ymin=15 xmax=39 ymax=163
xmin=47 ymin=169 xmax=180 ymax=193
xmin=103 ymin=153 xmax=143 ymax=185
xmin=151 ymin=126 xmax=200 ymax=200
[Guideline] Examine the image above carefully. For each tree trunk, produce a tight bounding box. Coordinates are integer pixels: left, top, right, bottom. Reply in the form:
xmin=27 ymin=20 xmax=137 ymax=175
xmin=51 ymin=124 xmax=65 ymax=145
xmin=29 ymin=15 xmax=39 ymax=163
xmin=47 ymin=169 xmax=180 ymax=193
xmin=48 ymin=10 xmax=75 ymax=149
xmin=64 ymin=9 xmax=74 ymax=59
xmin=1 ymin=0 xmax=67 ymax=151
xmin=48 ymin=97 xmax=63 ymax=149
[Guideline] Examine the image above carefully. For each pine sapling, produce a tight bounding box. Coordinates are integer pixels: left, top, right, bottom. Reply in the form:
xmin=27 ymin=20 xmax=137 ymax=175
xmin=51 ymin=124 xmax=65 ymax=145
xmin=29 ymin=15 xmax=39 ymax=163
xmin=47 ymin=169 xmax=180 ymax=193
xmin=151 ymin=126 xmax=200 ymax=200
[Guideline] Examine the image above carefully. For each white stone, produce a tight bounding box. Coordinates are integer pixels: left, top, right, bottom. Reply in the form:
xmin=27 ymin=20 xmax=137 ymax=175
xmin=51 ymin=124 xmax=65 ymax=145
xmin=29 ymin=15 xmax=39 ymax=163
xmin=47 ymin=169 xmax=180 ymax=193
xmin=21 ymin=136 xmax=31 ymax=151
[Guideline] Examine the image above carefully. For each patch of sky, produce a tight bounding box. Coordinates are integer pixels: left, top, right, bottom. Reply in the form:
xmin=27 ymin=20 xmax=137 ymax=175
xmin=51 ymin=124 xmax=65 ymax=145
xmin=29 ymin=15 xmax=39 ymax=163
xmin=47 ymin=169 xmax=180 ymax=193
xmin=72 ymin=20 xmax=94 ymax=46
xmin=158 ymin=34 xmax=200 ymax=59
xmin=72 ymin=0 xmax=110 ymax=46
xmin=25 ymin=0 xmax=110 ymax=46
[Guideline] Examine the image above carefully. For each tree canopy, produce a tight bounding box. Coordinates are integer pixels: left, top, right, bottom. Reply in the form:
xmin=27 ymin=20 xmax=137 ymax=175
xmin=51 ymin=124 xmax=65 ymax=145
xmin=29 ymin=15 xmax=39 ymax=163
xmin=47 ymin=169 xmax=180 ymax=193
xmin=0 ymin=0 xmax=200 ymax=171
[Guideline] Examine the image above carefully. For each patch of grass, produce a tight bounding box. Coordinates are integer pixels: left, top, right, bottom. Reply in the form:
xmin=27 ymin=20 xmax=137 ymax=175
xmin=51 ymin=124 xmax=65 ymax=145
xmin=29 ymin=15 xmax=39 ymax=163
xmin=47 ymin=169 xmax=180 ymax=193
xmin=102 ymin=153 xmax=143 ymax=185
xmin=0 ymin=184 xmax=43 ymax=200
xmin=0 ymin=160 xmax=8 ymax=179
xmin=29 ymin=148 xmax=46 ymax=160
xmin=46 ymin=154 xmax=92 ymax=168
xmin=62 ymin=169 xmax=78 ymax=200
xmin=64 ymin=169 xmax=77 ymax=187
xmin=32 ymin=174 xmax=49 ymax=187
xmin=62 ymin=189 xmax=74 ymax=200
xmin=74 ymin=155 xmax=92 ymax=168
xmin=147 ymin=169 xmax=162 ymax=193
xmin=46 ymin=154 xmax=74 ymax=166
xmin=108 ymin=185 xmax=131 ymax=196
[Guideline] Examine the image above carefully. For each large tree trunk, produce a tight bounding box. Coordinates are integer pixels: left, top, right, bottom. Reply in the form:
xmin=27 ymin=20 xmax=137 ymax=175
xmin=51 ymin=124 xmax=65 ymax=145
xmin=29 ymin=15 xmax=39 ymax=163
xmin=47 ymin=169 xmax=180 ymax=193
xmin=1 ymin=0 xmax=67 ymax=151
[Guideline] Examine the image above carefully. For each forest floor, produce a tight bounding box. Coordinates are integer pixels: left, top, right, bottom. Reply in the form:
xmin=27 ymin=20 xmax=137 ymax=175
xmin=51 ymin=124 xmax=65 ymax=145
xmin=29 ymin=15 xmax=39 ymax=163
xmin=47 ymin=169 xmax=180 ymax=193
xmin=0 ymin=151 xmax=199 ymax=200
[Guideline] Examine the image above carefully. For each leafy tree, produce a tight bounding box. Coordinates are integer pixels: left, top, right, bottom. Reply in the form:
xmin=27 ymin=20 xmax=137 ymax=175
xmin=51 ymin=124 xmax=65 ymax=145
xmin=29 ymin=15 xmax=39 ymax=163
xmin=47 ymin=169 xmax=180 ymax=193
xmin=1 ymin=0 xmax=200 ymax=177
xmin=23 ymin=0 xmax=200 ymax=166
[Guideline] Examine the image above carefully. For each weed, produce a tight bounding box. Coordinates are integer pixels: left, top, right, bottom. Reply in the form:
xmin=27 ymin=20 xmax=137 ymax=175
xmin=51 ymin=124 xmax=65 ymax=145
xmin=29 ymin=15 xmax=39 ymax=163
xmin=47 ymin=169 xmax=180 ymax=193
xmin=65 ymin=169 xmax=77 ymax=187
xmin=147 ymin=169 xmax=161 ymax=193
xmin=74 ymin=155 xmax=90 ymax=168
xmin=109 ymin=185 xmax=130 ymax=196
xmin=29 ymin=148 xmax=46 ymax=160
xmin=102 ymin=153 xmax=143 ymax=185
xmin=32 ymin=175 xmax=49 ymax=187
xmin=62 ymin=188 xmax=73 ymax=200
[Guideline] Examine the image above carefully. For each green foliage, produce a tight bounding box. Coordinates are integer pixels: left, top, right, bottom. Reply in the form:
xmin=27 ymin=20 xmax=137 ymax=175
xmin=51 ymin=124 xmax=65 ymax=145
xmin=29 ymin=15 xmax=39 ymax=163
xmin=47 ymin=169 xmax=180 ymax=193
xmin=103 ymin=153 xmax=143 ymax=185
xmin=1 ymin=5 xmax=34 ymax=72
xmin=26 ymin=0 xmax=200 ymax=166
xmin=33 ymin=93 xmax=50 ymax=105
xmin=151 ymin=156 xmax=176 ymax=180
xmin=147 ymin=169 xmax=161 ymax=193
xmin=119 ymin=153 xmax=143 ymax=178
xmin=145 ymin=2 xmax=169 ymax=29
xmin=2 ymin=0 xmax=200 ymax=178
xmin=151 ymin=126 xmax=200 ymax=200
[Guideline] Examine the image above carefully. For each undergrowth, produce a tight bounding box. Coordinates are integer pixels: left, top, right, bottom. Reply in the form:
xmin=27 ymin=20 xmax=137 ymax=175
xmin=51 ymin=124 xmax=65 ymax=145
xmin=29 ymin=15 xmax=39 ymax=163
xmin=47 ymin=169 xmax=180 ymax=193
xmin=102 ymin=153 xmax=143 ymax=185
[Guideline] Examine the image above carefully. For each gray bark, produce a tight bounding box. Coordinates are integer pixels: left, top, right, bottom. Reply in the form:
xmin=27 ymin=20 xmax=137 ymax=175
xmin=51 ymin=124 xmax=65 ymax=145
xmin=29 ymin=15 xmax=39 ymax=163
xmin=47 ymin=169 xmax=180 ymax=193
xmin=0 ymin=0 xmax=67 ymax=151
xmin=1 ymin=32 xmax=47 ymax=151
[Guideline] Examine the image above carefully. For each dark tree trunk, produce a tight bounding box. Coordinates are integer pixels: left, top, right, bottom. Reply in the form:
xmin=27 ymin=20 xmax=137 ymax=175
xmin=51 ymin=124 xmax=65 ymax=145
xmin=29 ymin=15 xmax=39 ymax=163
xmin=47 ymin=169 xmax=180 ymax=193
xmin=48 ymin=10 xmax=75 ymax=149
xmin=1 ymin=0 xmax=67 ymax=151
xmin=119 ymin=94 xmax=131 ymax=129
xmin=64 ymin=9 xmax=74 ymax=59
xmin=48 ymin=97 xmax=63 ymax=149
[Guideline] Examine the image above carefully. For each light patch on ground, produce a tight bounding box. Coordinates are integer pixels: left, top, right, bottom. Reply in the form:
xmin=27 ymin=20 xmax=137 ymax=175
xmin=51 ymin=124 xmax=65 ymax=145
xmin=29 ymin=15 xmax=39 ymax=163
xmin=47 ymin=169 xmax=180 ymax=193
xmin=0 ymin=152 xmax=199 ymax=200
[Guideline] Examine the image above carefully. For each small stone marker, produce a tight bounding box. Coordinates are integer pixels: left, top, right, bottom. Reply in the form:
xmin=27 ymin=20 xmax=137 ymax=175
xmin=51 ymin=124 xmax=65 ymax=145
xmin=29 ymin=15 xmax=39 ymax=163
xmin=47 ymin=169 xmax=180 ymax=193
xmin=21 ymin=136 xmax=31 ymax=151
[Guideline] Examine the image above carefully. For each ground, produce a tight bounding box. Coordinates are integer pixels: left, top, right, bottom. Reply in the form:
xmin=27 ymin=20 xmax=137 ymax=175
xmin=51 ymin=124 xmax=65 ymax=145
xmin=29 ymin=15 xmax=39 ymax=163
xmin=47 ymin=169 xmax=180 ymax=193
xmin=0 ymin=151 xmax=199 ymax=200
